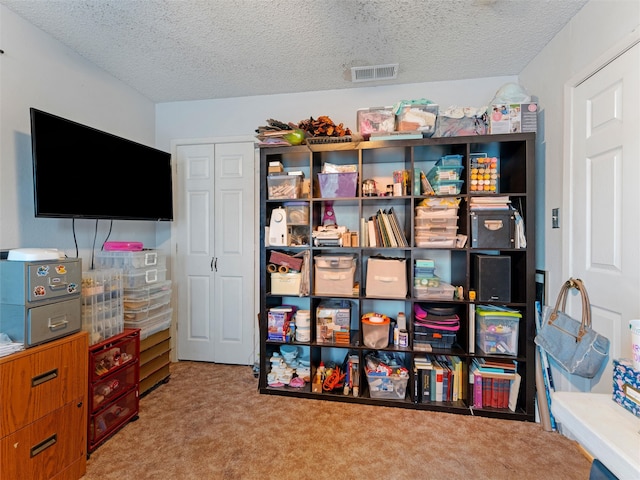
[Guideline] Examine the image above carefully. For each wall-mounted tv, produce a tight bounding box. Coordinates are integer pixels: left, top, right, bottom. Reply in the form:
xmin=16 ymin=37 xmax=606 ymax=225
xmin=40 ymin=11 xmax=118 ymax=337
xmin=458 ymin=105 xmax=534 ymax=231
xmin=30 ymin=108 xmax=173 ymax=221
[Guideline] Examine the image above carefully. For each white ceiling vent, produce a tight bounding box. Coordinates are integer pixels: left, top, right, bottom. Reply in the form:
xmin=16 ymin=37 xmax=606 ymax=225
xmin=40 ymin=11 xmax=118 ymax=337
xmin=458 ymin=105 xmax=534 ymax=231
xmin=351 ymin=63 xmax=399 ymax=83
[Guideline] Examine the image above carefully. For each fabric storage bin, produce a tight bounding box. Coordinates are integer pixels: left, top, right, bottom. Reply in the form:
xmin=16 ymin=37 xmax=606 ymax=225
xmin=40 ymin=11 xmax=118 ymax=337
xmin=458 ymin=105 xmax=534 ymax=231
xmin=475 ymin=307 xmax=521 ymax=356
xmin=612 ymin=359 xmax=640 ymax=417
xmin=271 ymin=272 xmax=302 ymax=295
xmin=318 ymin=172 xmax=358 ymax=198
xmin=366 ymin=372 xmax=408 ymax=399
xmin=366 ymin=257 xmax=407 ymax=298
xmin=470 ymin=210 xmax=515 ymax=248
xmin=314 ymin=255 xmax=356 ymax=296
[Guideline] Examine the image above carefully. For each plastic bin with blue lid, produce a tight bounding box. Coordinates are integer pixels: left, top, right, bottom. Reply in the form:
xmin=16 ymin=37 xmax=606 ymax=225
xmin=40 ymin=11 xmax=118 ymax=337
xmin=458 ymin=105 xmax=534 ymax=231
xmin=427 ymin=165 xmax=464 ymax=183
xmin=430 ymin=180 xmax=464 ymax=196
xmin=436 ymin=154 xmax=464 ymax=166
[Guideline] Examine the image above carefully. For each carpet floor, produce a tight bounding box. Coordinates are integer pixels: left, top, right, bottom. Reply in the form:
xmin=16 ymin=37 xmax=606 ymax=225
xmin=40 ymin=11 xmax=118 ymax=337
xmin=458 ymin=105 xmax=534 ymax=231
xmin=82 ymin=361 xmax=592 ymax=480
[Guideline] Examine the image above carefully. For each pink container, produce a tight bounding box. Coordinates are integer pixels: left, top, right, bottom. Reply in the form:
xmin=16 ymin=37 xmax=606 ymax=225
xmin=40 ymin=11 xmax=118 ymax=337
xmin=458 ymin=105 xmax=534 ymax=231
xmin=104 ymin=241 xmax=143 ymax=251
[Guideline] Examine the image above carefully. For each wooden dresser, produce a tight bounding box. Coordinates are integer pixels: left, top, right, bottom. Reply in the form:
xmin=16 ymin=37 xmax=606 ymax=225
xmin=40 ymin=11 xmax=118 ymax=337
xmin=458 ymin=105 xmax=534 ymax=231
xmin=0 ymin=332 xmax=88 ymax=480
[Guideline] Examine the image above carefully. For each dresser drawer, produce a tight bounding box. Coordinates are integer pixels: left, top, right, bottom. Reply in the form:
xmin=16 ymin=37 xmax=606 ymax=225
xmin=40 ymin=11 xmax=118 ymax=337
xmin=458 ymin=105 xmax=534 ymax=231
xmin=0 ymin=398 xmax=86 ymax=480
xmin=0 ymin=333 xmax=87 ymax=437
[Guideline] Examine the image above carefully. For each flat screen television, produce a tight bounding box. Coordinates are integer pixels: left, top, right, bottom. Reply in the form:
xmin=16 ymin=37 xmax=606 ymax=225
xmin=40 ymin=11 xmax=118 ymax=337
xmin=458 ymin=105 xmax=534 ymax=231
xmin=30 ymin=107 xmax=173 ymax=221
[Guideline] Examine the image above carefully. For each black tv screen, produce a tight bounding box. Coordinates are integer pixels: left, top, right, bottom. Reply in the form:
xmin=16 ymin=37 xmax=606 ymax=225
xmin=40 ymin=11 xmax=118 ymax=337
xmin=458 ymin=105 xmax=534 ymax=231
xmin=30 ymin=108 xmax=173 ymax=221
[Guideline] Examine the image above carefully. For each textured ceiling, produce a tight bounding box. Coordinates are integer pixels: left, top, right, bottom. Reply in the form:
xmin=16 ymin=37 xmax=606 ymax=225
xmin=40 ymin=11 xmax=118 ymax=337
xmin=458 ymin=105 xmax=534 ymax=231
xmin=1 ymin=0 xmax=589 ymax=103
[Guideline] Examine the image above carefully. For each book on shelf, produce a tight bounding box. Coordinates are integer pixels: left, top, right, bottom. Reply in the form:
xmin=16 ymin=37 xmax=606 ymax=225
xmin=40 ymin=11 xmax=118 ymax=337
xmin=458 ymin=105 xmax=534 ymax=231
xmin=468 ymin=303 xmax=476 ymax=353
xmin=388 ymin=207 xmax=409 ymax=247
xmin=431 ymin=359 xmax=444 ymax=402
xmin=377 ymin=209 xmax=397 ymax=247
xmin=482 ymin=376 xmax=492 ymax=407
xmin=508 ymin=372 xmax=522 ymax=412
xmin=367 ymin=217 xmax=377 ymax=247
xmin=471 ymin=364 xmax=483 ymax=408
xmin=420 ymin=170 xmax=435 ymax=195
xmin=479 ymin=357 xmax=517 ymax=371
xmin=360 ymin=217 xmax=368 ymax=246
xmin=450 ymin=356 xmax=463 ymax=402
xmin=472 ymin=358 xmax=517 ymax=378
xmin=469 ymin=196 xmax=511 ymax=210
xmin=414 ymin=355 xmax=433 ymax=403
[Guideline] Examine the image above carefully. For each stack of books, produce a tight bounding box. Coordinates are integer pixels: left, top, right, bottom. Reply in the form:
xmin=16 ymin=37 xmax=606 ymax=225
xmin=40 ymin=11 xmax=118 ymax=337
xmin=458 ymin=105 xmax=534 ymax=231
xmin=470 ymin=357 xmax=521 ymax=411
xmin=361 ymin=208 xmax=408 ymax=247
xmin=469 ymin=196 xmax=511 ymax=210
xmin=413 ymin=354 xmax=464 ymax=403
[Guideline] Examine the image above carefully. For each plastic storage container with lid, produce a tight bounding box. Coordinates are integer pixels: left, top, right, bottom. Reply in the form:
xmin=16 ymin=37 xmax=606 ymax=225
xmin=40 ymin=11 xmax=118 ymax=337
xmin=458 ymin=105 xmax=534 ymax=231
xmin=361 ymin=313 xmax=390 ymax=349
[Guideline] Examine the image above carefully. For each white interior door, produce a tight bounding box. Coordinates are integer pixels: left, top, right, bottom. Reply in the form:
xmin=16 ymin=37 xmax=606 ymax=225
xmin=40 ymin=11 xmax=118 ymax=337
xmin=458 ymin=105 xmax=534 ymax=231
xmin=174 ymin=141 xmax=256 ymax=365
xmin=565 ymin=41 xmax=640 ymax=393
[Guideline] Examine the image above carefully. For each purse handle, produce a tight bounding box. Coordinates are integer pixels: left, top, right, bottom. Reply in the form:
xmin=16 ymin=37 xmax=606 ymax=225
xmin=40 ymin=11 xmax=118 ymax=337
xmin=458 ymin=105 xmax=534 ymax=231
xmin=549 ymin=277 xmax=592 ymax=341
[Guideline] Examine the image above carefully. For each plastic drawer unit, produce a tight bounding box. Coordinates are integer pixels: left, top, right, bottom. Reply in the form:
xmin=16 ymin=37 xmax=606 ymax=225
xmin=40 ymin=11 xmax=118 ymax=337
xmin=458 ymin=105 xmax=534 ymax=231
xmin=88 ymin=328 xmax=140 ymax=453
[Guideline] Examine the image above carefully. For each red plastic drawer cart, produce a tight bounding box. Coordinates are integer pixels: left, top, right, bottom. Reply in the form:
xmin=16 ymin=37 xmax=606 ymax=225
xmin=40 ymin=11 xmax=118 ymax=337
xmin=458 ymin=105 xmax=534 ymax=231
xmin=88 ymin=328 xmax=140 ymax=453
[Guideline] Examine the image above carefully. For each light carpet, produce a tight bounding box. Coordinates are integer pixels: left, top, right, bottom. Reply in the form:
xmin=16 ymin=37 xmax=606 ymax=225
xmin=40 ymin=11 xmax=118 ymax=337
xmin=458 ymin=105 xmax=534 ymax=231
xmin=82 ymin=361 xmax=592 ymax=480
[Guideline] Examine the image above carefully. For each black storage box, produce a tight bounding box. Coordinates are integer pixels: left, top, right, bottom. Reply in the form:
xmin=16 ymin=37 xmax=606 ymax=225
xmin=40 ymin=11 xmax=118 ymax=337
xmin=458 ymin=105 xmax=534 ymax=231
xmin=470 ymin=210 xmax=515 ymax=248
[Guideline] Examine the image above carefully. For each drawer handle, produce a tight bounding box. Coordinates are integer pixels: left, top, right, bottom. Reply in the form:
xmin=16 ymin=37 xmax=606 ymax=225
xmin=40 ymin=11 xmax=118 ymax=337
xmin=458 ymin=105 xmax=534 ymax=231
xmin=30 ymin=434 xmax=57 ymax=458
xmin=32 ymin=368 xmax=58 ymax=387
xmin=48 ymin=282 xmax=68 ymax=291
xmin=483 ymin=220 xmax=504 ymax=231
xmin=144 ymin=251 xmax=158 ymax=266
xmin=145 ymin=269 xmax=158 ymax=283
xmin=48 ymin=314 xmax=69 ymax=331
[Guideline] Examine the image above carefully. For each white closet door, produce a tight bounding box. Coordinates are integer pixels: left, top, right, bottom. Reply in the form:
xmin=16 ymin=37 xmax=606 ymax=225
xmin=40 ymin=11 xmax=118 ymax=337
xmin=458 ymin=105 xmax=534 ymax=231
xmin=174 ymin=141 xmax=256 ymax=364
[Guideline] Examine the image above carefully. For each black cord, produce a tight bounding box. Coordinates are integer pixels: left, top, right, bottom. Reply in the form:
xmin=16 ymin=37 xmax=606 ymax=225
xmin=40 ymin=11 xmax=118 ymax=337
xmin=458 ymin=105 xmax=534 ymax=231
xmin=72 ymin=218 xmax=79 ymax=258
xmin=90 ymin=219 xmax=99 ymax=269
xmin=101 ymin=220 xmax=114 ymax=251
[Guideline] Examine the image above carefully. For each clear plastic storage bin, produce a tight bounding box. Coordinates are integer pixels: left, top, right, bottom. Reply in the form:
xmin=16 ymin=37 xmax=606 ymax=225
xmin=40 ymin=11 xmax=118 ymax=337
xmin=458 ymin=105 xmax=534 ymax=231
xmin=366 ymin=372 xmax=409 ymax=399
xmin=124 ymin=307 xmax=172 ymax=340
xmin=82 ymin=269 xmax=124 ymax=345
xmin=476 ymin=308 xmax=521 ymax=356
xmin=413 ymin=282 xmax=456 ymax=300
xmin=267 ymin=175 xmax=302 ymax=199
xmin=122 ymin=267 xmax=167 ymax=288
xmin=95 ymin=250 xmax=166 ymax=270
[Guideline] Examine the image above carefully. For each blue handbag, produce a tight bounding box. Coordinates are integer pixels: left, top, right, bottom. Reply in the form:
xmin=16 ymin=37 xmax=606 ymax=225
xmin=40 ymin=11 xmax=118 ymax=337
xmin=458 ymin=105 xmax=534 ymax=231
xmin=534 ymin=278 xmax=609 ymax=379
